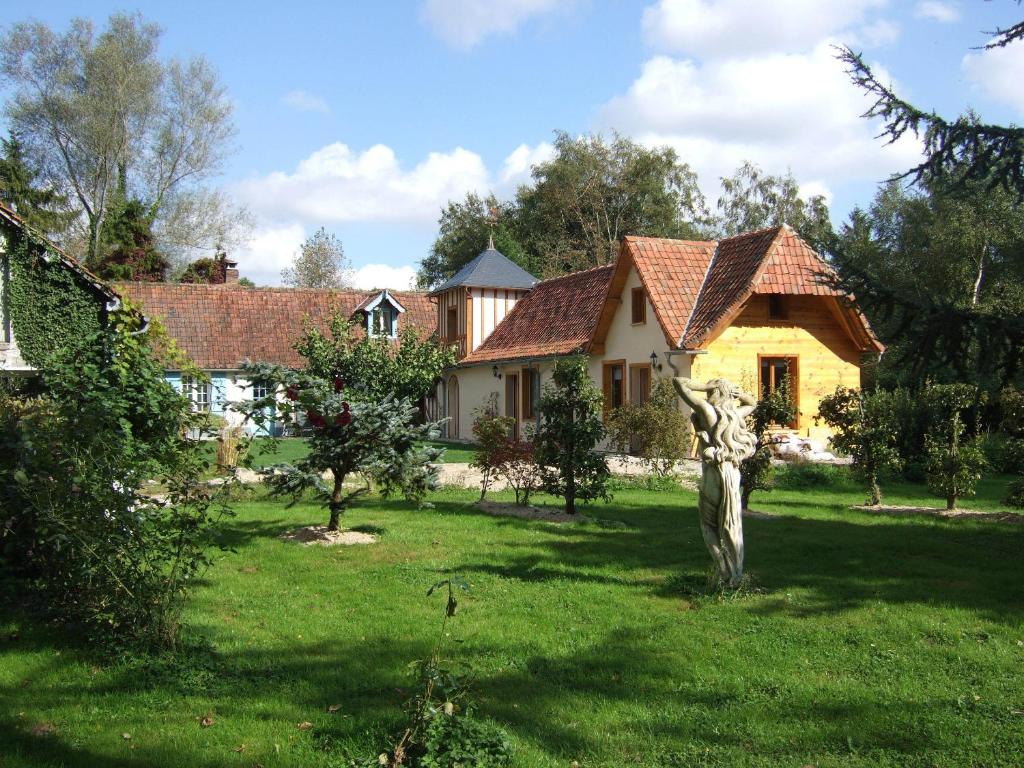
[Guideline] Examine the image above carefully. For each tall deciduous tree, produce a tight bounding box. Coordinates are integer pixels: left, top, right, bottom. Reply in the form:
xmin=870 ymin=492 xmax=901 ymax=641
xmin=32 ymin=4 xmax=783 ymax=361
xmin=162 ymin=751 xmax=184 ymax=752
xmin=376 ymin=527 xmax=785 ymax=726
xmin=0 ymin=13 xmax=248 ymax=267
xmin=281 ymin=227 xmax=353 ymax=289
xmin=0 ymin=132 xmax=75 ymax=235
xmin=715 ymin=161 xmax=833 ymax=250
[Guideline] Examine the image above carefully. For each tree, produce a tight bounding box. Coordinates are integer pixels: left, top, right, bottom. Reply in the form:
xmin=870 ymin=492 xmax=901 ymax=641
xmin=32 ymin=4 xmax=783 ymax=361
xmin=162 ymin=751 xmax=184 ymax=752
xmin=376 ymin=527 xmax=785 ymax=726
xmin=470 ymin=395 xmax=517 ymax=500
xmin=739 ymin=374 xmax=797 ymax=510
xmin=517 ymin=132 xmax=711 ymax=274
xmin=0 ymin=131 xmax=74 ymax=235
xmin=180 ymin=247 xmax=235 ymax=284
xmin=835 ymin=29 xmax=1024 ymax=385
xmin=922 ymin=383 xmax=987 ymax=510
xmin=715 ymin=161 xmax=834 ymax=250
xmin=418 ymin=192 xmax=528 ymax=288
xmin=295 ymin=313 xmax=455 ymax=405
xmin=281 ymin=227 xmax=353 ymax=288
xmin=237 ymin=363 xmax=442 ymax=531
xmin=0 ymin=13 xmax=247 ymax=267
xmin=818 ymin=387 xmax=903 ymax=505
xmin=533 ymin=356 xmax=611 ymax=514
xmin=92 ymin=194 xmax=169 ymax=282
xmin=831 ymin=180 xmax=1024 ymax=387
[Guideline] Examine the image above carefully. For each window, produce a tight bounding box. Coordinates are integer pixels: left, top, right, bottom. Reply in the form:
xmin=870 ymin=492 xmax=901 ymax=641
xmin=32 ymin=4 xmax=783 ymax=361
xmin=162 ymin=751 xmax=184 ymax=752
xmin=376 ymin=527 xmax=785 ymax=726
xmin=629 ymin=364 xmax=651 ymax=406
xmin=370 ymin=307 xmax=396 ymax=338
xmin=521 ymin=367 xmax=540 ymax=419
xmin=631 ymin=287 xmax=647 ymax=324
xmin=758 ymin=356 xmax=798 ymax=428
xmin=252 ymin=380 xmax=271 ymax=400
xmin=768 ymin=294 xmax=789 ymax=320
xmin=182 ymin=376 xmax=211 ymax=412
xmin=602 ymin=360 xmax=626 ymax=419
xmin=447 ymin=307 xmax=458 ymax=341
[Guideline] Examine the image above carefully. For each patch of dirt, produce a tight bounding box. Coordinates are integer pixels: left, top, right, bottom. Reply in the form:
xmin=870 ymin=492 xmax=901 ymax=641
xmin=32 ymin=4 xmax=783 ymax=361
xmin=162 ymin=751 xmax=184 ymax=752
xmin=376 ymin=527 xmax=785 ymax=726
xmin=852 ymin=504 xmax=1024 ymax=524
xmin=474 ymin=499 xmax=591 ymax=523
xmin=279 ymin=525 xmax=378 ymax=546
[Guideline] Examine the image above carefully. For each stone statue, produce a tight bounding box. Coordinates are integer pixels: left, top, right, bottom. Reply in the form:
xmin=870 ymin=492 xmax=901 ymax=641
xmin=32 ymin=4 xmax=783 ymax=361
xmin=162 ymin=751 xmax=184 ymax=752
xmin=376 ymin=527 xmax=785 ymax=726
xmin=672 ymin=378 xmax=758 ymax=587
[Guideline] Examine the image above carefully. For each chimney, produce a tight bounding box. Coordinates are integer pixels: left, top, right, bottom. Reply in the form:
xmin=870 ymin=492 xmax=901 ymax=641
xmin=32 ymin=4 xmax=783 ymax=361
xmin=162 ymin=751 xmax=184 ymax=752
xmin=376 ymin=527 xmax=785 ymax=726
xmin=224 ymin=263 xmax=239 ymax=284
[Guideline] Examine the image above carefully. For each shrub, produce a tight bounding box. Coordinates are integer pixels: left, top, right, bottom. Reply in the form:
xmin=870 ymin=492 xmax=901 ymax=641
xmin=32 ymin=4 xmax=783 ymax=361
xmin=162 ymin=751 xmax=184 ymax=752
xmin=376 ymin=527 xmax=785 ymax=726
xmin=606 ymin=378 xmax=692 ymax=476
xmin=470 ymin=395 xmax=516 ymax=500
xmin=0 ymin=307 xmax=229 ymax=648
xmin=498 ymin=435 xmax=542 ymax=506
xmin=923 ymin=383 xmax=987 ymax=510
xmin=740 ymin=374 xmax=797 ymax=509
xmin=215 ymin=423 xmax=247 ymax=471
xmin=1005 ymin=478 xmax=1024 ymax=508
xmin=533 ymin=356 xmax=611 ymax=514
xmin=775 ymin=463 xmax=854 ymax=491
xmin=818 ymin=387 xmax=902 ymax=505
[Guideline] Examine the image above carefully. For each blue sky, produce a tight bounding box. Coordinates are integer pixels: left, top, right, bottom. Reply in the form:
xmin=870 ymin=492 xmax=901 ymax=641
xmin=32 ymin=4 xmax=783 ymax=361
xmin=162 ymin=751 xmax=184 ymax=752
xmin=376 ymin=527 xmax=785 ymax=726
xmin=3 ymin=1 xmax=1022 ymax=287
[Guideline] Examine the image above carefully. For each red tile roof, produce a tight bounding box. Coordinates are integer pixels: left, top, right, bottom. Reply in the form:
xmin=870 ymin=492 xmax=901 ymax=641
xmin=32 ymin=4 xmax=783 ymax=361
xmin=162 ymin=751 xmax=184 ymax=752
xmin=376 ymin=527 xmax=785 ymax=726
xmin=622 ymin=236 xmax=717 ymax=348
xmin=461 ymin=264 xmax=615 ymax=365
xmin=117 ymin=283 xmax=437 ymax=370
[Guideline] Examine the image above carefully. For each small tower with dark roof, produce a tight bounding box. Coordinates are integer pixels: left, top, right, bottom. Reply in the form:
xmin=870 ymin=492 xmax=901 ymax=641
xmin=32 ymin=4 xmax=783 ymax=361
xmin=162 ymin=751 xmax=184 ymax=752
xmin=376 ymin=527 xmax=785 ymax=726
xmin=429 ymin=241 xmax=537 ymax=359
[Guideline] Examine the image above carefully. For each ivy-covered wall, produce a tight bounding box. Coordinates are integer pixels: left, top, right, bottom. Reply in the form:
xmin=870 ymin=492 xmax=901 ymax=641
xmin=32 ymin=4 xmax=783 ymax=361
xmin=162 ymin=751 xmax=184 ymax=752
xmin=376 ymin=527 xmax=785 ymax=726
xmin=5 ymin=226 xmax=107 ymax=369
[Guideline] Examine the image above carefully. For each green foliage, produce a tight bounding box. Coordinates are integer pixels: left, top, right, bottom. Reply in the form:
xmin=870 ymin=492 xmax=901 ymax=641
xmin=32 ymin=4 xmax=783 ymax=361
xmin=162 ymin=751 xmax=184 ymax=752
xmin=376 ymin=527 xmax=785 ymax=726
xmin=93 ymin=194 xmax=169 ymax=281
xmin=419 ymin=132 xmax=711 ymax=286
xmin=0 ymin=306 xmax=228 ymax=647
xmin=533 ymin=356 xmax=611 ymax=514
xmin=5 ymin=227 xmax=106 ymax=368
xmin=295 ymin=312 xmax=455 ymax=406
xmin=179 ymin=248 xmax=232 ymax=284
xmin=739 ymin=374 xmax=797 ymax=509
xmin=774 ymin=463 xmax=855 ymax=491
xmin=715 ymin=161 xmax=834 ymax=251
xmin=922 ymin=383 xmax=987 ymax=510
xmin=236 ymin=276 xmax=255 ymax=288
xmin=470 ymin=395 xmax=516 ymax=500
xmin=235 ymin=362 xmax=442 ymax=530
xmin=1005 ymin=478 xmax=1024 ymax=508
xmin=281 ymin=226 xmax=352 ymax=288
xmin=0 ymin=131 xmax=75 ymax=235
xmin=818 ymin=387 xmax=903 ymax=505
xmin=415 ymin=715 xmax=512 ymax=768
xmin=606 ymin=377 xmax=693 ymax=476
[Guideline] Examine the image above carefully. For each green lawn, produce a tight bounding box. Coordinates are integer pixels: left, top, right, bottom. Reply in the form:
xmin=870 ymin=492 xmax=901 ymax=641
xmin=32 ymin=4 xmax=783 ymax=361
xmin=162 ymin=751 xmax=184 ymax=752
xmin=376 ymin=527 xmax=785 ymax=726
xmin=2 ymin=476 xmax=1023 ymax=767
xmin=202 ymin=437 xmax=476 ymax=469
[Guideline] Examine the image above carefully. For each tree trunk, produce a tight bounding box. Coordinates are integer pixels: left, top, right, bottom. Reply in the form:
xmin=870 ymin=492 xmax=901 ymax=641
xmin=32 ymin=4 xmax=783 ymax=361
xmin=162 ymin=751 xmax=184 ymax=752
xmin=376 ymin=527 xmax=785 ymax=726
xmin=972 ymin=241 xmax=987 ymax=306
xmin=328 ymin=471 xmax=345 ymax=532
xmin=947 ymin=493 xmax=956 ymax=511
xmin=869 ymin=476 xmax=882 ymax=506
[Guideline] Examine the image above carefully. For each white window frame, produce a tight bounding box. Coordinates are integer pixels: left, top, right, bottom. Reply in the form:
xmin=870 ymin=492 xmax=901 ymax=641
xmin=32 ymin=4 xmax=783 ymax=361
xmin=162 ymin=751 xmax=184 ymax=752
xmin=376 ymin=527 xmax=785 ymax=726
xmin=182 ymin=376 xmax=212 ymax=412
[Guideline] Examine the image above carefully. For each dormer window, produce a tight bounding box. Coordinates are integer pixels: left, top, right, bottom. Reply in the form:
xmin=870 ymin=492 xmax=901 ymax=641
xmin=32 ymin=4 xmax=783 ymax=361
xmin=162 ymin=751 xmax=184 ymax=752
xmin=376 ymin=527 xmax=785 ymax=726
xmin=360 ymin=289 xmax=406 ymax=339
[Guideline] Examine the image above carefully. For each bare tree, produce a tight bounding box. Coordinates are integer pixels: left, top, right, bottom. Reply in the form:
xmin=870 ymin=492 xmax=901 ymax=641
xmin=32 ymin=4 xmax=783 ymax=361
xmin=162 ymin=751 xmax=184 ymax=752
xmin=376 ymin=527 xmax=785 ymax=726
xmin=281 ymin=228 xmax=353 ymax=289
xmin=0 ymin=13 xmax=248 ymax=266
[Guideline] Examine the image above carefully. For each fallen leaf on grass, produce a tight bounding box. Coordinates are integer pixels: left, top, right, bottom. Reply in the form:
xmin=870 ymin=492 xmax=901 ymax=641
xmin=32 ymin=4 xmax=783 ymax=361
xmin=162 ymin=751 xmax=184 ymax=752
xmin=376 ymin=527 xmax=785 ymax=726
xmin=30 ymin=722 xmax=56 ymax=737
xmin=121 ymin=733 xmax=131 ymax=740
xmin=233 ymin=743 xmax=245 ymax=753
xmin=199 ymin=714 xmax=215 ymax=728
xmin=326 ymin=704 xmax=342 ymax=713
xmin=296 ymin=721 xmax=313 ymax=730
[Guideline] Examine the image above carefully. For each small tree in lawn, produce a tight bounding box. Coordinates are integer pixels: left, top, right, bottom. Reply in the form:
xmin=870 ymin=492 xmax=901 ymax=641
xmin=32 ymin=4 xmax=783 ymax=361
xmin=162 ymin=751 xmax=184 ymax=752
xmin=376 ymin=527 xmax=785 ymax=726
xmin=923 ymin=383 xmax=987 ymax=511
xmin=237 ymin=363 xmax=442 ymax=531
xmin=739 ymin=374 xmax=797 ymax=510
xmin=818 ymin=386 xmax=902 ymax=505
xmin=470 ymin=394 xmax=516 ymax=501
xmin=533 ymin=356 xmax=610 ymax=514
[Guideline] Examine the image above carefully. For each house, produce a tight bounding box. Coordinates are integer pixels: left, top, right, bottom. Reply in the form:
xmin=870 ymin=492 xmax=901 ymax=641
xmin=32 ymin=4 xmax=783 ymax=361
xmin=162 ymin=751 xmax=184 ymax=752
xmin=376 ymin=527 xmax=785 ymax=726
xmin=0 ymin=202 xmax=118 ymax=374
xmin=117 ymin=279 xmax=437 ymax=434
xmin=439 ymin=225 xmax=881 ymax=443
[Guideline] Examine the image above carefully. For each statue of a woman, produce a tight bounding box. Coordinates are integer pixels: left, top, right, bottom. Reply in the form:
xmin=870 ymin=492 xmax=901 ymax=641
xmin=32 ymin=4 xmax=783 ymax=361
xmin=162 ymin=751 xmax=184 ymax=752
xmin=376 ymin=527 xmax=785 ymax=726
xmin=672 ymin=378 xmax=758 ymax=586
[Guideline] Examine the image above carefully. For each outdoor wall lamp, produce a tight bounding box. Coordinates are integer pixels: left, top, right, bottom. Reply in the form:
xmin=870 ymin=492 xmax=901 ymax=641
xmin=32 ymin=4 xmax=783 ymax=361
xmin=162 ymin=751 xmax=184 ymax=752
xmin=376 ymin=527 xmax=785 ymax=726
xmin=649 ymin=351 xmax=663 ymax=372
xmin=492 ymin=365 xmax=502 ymax=379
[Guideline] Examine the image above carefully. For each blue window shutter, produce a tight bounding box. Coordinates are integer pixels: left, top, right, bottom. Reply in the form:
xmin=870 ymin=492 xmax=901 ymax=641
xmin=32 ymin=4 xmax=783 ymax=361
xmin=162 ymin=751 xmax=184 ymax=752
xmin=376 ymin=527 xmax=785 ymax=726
xmin=166 ymin=372 xmax=182 ymax=392
xmin=211 ymin=372 xmax=228 ymax=414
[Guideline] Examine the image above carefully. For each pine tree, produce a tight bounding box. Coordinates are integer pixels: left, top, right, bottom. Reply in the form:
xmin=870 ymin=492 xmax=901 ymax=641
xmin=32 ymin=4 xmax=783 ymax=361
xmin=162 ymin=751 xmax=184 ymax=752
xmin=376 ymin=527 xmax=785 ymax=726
xmin=0 ymin=132 xmax=75 ymax=236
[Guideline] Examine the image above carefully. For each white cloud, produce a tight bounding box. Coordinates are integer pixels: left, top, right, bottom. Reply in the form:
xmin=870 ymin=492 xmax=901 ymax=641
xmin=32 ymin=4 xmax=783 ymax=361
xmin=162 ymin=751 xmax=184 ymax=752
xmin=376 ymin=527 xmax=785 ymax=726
xmin=282 ymin=90 xmax=330 ymax=113
xmin=962 ymin=42 xmax=1024 ymax=114
xmin=235 ymin=142 xmax=489 ymax=225
xmin=500 ymin=141 xmax=555 ymax=184
xmin=421 ymin=0 xmax=568 ymax=48
xmin=641 ymin=0 xmax=888 ymax=58
xmin=854 ymin=19 xmax=900 ymax=48
xmin=597 ymin=42 xmax=922 ymax=205
xmin=914 ymin=1 xmax=959 ymax=23
xmin=234 ymin=223 xmax=306 ymax=286
xmin=353 ymin=264 xmax=418 ymax=290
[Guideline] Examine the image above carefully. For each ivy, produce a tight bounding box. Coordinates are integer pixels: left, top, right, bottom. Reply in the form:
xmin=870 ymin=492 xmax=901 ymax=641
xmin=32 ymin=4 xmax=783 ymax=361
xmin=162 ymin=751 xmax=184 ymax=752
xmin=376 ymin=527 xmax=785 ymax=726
xmin=5 ymin=226 xmax=107 ymax=367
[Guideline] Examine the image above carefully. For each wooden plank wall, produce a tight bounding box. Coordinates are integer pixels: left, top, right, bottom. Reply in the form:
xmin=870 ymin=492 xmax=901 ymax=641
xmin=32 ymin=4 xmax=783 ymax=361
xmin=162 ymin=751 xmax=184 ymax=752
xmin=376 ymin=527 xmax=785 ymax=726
xmin=691 ymin=295 xmax=864 ymax=435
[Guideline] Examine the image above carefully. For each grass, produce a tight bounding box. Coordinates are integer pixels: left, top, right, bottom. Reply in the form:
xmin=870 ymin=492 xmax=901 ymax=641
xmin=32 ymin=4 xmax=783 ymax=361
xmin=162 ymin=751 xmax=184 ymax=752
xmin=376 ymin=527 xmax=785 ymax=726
xmin=1 ymin=475 xmax=1023 ymax=767
xmin=201 ymin=437 xmax=476 ymax=469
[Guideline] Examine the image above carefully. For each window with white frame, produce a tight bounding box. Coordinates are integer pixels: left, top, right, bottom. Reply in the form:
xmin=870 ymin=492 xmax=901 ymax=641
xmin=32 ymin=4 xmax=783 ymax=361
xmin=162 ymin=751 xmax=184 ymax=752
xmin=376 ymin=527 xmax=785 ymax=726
xmin=252 ymin=380 xmax=270 ymax=400
xmin=370 ymin=306 xmax=397 ymax=338
xmin=182 ymin=376 xmax=211 ymax=412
